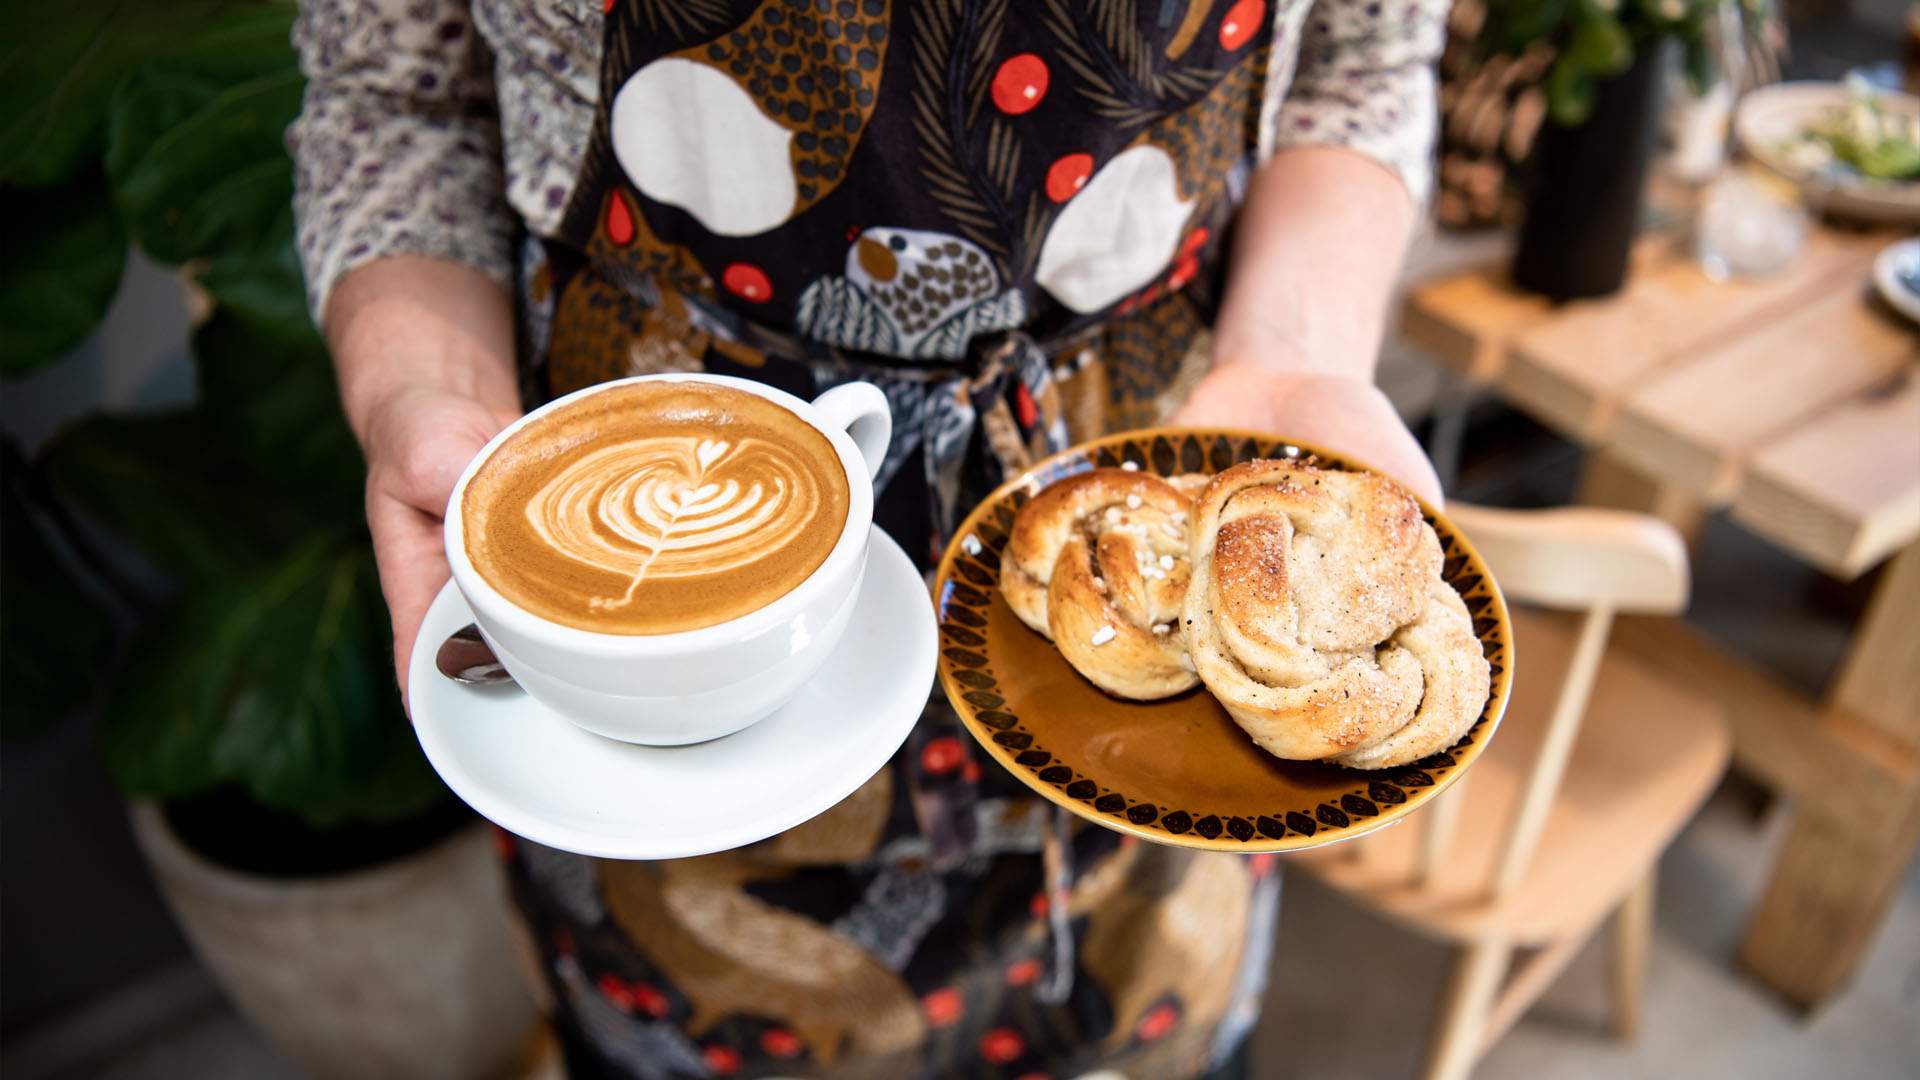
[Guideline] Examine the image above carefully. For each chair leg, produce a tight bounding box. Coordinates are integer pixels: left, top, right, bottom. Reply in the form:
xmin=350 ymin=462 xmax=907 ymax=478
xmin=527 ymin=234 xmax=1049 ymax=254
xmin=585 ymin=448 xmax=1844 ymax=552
xmin=1424 ymin=940 xmax=1509 ymax=1080
xmin=1418 ymin=774 xmax=1471 ymax=885
xmin=1610 ymin=868 xmax=1655 ymax=1039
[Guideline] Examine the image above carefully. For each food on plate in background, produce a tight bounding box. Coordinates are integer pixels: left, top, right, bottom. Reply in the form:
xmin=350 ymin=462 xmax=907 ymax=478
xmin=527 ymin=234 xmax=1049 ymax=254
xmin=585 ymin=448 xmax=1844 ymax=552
xmin=1775 ymin=78 xmax=1920 ymax=183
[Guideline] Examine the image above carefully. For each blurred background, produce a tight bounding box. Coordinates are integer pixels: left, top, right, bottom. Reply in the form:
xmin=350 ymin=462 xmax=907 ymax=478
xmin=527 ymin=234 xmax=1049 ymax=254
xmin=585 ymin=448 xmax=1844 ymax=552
xmin=1 ymin=0 xmax=1915 ymax=1077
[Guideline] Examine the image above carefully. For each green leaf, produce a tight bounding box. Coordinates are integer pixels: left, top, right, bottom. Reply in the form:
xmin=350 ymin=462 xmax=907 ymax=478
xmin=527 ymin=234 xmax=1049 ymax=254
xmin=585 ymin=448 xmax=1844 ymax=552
xmin=0 ymin=3 xmax=297 ymax=372
xmin=1546 ymin=57 xmax=1599 ymax=125
xmin=195 ymin=228 xmax=311 ymax=333
xmin=1 ymin=470 xmax=114 ymax=737
xmin=0 ymin=3 xmax=159 ymax=188
xmin=190 ymin=249 xmax=364 ymax=524
xmin=106 ymin=64 xmax=302 ymax=265
xmin=1494 ymin=0 xmax=1573 ymax=51
xmin=81 ymin=2 xmax=353 ymax=509
xmin=40 ymin=409 xmax=328 ymax=582
xmin=0 ymin=173 xmax=126 ymax=376
xmin=1565 ymin=16 xmax=1634 ymax=76
xmin=0 ymin=2 xmax=297 ymax=189
xmin=99 ymin=535 xmax=445 ymax=827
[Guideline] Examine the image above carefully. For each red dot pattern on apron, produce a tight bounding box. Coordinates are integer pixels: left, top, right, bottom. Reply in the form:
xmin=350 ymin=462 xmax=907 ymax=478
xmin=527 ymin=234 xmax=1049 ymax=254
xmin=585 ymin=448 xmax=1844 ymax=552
xmin=981 ymin=1028 xmax=1026 ymax=1064
xmin=991 ymin=53 xmax=1051 ymax=115
xmin=605 ymin=191 xmax=635 ymax=246
xmin=1045 ymin=153 xmax=1094 ymax=203
xmin=1220 ymin=0 xmax=1265 ymax=50
xmin=722 ymin=263 xmax=773 ymax=302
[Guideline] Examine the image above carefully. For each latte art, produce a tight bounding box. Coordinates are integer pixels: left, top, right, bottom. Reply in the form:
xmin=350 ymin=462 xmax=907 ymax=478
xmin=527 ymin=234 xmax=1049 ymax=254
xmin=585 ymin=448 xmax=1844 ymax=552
xmin=462 ymin=381 xmax=850 ymax=635
xmin=527 ymin=434 xmax=824 ymax=612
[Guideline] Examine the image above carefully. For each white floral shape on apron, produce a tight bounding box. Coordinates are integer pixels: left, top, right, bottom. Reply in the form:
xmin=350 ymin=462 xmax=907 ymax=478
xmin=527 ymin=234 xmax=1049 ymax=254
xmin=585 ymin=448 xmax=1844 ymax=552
xmin=610 ymin=58 xmax=797 ymax=237
xmin=1035 ymin=145 xmax=1195 ymax=314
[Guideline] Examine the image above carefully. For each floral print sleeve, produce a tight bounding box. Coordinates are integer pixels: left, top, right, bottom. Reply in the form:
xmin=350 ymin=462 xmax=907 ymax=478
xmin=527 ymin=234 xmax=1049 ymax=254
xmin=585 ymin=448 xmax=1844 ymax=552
xmin=1266 ymin=0 xmax=1444 ymax=205
xmin=288 ymin=0 xmax=516 ymax=324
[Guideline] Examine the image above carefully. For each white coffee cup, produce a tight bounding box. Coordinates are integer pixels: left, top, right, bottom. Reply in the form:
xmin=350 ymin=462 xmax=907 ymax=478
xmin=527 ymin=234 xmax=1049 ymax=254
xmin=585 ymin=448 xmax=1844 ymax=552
xmin=443 ymin=373 xmax=892 ymax=745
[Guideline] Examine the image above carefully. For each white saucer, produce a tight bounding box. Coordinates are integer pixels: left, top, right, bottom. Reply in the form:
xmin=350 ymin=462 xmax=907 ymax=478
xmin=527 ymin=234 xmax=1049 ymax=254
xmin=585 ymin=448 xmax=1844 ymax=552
xmin=409 ymin=527 xmax=935 ymax=860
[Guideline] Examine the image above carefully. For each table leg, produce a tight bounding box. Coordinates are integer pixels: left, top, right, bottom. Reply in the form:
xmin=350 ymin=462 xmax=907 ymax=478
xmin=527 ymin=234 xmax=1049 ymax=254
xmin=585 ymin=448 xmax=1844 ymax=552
xmin=1825 ymin=541 xmax=1920 ymax=735
xmin=1738 ymin=800 xmax=1920 ymax=1009
xmin=1574 ymin=451 xmax=1705 ymax=544
xmin=1738 ymin=540 xmax=1920 ymax=1009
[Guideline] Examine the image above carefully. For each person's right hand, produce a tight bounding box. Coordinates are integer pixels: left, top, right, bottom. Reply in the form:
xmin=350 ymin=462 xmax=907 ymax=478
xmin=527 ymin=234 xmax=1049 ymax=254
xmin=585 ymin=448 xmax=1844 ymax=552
xmin=361 ymin=384 xmax=519 ymax=703
xmin=323 ymin=256 xmax=523 ymax=707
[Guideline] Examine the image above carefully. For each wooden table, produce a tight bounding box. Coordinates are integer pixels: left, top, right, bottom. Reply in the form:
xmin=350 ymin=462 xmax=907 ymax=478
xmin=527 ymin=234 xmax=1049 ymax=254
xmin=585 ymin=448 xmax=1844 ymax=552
xmin=1402 ymin=226 xmax=1920 ymax=1010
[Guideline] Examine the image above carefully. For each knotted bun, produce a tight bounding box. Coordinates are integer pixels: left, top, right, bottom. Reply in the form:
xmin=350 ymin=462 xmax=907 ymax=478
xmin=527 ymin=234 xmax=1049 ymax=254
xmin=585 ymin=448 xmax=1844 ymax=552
xmin=1002 ymin=468 xmax=1203 ymax=699
xmin=1182 ymin=459 xmax=1489 ymax=769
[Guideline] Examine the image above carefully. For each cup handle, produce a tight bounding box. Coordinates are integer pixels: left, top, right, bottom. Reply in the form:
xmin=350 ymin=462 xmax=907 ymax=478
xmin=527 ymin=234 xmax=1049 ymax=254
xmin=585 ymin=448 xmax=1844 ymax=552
xmin=811 ymin=381 xmax=892 ymax=481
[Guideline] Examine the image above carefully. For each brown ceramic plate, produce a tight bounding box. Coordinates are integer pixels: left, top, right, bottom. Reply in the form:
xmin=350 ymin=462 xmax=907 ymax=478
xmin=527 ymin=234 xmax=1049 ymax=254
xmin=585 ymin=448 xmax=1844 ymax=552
xmin=933 ymin=428 xmax=1513 ymax=852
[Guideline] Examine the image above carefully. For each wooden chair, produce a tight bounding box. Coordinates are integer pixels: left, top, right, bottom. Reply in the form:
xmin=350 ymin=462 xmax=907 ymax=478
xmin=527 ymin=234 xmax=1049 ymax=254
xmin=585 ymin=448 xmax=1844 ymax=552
xmin=1295 ymin=504 xmax=1731 ymax=1080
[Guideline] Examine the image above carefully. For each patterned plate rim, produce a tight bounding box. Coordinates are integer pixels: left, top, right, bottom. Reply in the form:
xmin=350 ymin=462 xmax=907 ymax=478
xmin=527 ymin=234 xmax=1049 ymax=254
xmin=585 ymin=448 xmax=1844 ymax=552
xmin=932 ymin=426 xmax=1515 ymax=853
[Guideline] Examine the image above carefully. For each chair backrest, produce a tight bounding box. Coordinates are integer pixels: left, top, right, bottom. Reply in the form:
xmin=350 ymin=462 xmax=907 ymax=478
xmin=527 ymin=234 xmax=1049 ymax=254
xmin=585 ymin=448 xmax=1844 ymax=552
xmin=1423 ymin=504 xmax=1691 ymax=896
xmin=1445 ymin=505 xmax=1690 ymax=614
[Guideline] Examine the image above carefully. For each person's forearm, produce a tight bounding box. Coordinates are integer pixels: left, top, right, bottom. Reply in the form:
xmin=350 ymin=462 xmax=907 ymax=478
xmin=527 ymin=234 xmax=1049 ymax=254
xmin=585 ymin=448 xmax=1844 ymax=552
xmin=324 ymin=255 xmax=522 ymax=449
xmin=1210 ymin=145 xmax=1418 ymax=381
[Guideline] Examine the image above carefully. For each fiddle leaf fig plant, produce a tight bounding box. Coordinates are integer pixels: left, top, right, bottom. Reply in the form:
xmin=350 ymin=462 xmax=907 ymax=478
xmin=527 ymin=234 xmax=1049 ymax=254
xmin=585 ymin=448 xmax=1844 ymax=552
xmin=0 ymin=2 xmax=450 ymax=831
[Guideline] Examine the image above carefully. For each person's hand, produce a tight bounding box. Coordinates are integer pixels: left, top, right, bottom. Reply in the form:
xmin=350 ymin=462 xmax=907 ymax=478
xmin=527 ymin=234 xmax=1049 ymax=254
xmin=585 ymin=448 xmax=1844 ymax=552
xmin=324 ymin=255 xmax=522 ymax=706
xmin=1168 ymin=360 xmax=1442 ymax=505
xmin=361 ymin=385 xmax=520 ymax=702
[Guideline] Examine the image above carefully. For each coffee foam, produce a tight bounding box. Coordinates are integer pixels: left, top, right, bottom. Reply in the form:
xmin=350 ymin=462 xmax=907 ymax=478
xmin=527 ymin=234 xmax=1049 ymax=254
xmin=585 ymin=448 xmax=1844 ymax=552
xmin=463 ymin=382 xmax=850 ymax=634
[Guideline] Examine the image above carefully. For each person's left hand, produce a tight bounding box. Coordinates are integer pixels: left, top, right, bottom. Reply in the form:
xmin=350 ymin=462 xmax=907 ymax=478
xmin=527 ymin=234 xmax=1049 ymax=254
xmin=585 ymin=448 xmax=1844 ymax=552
xmin=1168 ymin=360 xmax=1442 ymax=505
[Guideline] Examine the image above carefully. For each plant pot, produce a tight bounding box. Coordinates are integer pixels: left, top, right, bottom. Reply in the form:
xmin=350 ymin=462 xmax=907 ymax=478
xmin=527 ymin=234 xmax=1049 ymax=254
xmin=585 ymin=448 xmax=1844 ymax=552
xmin=129 ymin=801 xmax=539 ymax=1079
xmin=1512 ymin=43 xmax=1673 ymax=300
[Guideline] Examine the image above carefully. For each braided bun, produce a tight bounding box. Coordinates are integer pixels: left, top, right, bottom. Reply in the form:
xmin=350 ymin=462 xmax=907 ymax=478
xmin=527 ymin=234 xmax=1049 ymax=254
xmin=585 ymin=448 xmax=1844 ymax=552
xmin=1182 ymin=459 xmax=1489 ymax=769
xmin=1002 ymin=468 xmax=1203 ymax=699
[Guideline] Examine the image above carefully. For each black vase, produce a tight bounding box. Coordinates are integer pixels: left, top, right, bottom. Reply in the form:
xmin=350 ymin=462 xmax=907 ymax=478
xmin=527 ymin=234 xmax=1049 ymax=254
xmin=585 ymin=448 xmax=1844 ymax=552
xmin=1512 ymin=43 xmax=1672 ymax=301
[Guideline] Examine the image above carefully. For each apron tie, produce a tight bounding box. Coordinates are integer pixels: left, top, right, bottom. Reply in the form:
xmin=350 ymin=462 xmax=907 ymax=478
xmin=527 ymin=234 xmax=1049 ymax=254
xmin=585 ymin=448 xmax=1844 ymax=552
xmin=812 ymin=327 xmax=1072 ymax=552
xmin=921 ymin=330 xmax=1071 ymax=548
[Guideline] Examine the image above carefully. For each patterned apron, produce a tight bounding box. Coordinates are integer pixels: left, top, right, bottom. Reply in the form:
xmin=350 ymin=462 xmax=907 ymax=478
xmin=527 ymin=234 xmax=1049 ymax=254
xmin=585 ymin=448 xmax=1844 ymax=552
xmin=501 ymin=3 xmax=1287 ymax=1077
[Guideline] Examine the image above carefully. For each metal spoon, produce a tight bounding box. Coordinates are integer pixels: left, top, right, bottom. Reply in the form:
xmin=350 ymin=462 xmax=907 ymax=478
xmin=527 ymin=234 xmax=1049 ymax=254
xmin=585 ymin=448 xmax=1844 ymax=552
xmin=436 ymin=623 xmax=514 ymax=685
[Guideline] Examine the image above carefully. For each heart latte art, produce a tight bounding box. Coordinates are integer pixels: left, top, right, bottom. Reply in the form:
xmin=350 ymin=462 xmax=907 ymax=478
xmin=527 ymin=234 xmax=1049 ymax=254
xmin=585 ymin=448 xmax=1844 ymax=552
xmin=463 ymin=383 xmax=849 ymax=634
xmin=532 ymin=434 xmax=820 ymax=611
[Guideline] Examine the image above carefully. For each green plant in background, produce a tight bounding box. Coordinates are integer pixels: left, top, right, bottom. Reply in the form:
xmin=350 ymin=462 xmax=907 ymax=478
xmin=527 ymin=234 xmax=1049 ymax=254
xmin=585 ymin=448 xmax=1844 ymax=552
xmin=1480 ymin=0 xmax=1771 ymax=124
xmin=0 ymin=2 xmax=449 ymax=829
